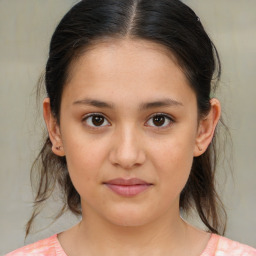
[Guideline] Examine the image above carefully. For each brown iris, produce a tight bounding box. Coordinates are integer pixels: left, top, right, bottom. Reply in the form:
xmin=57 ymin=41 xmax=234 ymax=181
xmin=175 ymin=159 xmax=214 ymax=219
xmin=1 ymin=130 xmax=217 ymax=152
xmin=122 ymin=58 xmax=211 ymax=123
xmin=92 ymin=115 xmax=105 ymax=126
xmin=152 ymin=115 xmax=166 ymax=126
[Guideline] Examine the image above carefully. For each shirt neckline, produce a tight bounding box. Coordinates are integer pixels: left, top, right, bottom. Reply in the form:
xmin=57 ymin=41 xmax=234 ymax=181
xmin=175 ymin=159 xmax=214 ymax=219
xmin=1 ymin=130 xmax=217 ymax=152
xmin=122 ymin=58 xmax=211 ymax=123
xmin=52 ymin=232 xmax=220 ymax=256
xmin=200 ymin=233 xmax=220 ymax=255
xmin=52 ymin=234 xmax=68 ymax=256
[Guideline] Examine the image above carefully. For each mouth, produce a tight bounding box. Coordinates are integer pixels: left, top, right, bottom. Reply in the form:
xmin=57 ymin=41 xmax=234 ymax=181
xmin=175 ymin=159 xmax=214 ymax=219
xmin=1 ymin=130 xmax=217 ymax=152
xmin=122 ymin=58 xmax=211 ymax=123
xmin=103 ymin=178 xmax=153 ymax=197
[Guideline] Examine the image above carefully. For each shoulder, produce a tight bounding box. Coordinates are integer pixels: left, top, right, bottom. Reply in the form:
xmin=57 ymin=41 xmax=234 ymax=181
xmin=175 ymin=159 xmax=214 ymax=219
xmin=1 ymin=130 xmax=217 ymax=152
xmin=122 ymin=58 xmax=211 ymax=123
xmin=204 ymin=234 xmax=256 ymax=256
xmin=216 ymin=235 xmax=256 ymax=255
xmin=5 ymin=234 xmax=65 ymax=256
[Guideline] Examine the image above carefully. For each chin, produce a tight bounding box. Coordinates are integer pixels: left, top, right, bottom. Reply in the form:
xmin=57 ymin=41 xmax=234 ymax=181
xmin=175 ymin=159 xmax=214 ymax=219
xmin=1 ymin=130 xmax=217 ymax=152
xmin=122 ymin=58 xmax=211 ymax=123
xmin=102 ymin=205 xmax=156 ymax=227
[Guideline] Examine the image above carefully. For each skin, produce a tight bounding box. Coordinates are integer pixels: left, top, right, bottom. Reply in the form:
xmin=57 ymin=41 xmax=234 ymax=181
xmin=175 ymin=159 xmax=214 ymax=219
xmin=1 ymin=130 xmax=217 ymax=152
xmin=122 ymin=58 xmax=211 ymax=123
xmin=43 ymin=39 xmax=221 ymax=256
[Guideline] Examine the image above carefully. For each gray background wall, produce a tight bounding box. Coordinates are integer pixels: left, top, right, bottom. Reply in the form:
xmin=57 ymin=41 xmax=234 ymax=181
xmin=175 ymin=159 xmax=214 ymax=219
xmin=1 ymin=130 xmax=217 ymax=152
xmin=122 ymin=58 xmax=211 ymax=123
xmin=0 ymin=0 xmax=255 ymax=254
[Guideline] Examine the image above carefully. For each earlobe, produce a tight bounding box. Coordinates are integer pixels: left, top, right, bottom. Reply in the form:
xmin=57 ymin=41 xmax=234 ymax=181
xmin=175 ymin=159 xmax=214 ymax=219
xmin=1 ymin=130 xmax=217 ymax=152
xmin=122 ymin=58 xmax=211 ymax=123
xmin=193 ymin=98 xmax=221 ymax=157
xmin=43 ymin=98 xmax=65 ymax=157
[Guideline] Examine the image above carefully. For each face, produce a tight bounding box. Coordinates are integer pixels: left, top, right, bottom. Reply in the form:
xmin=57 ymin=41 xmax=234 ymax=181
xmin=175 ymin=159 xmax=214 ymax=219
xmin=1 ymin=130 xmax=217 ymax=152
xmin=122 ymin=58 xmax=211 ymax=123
xmin=48 ymin=39 xmax=206 ymax=227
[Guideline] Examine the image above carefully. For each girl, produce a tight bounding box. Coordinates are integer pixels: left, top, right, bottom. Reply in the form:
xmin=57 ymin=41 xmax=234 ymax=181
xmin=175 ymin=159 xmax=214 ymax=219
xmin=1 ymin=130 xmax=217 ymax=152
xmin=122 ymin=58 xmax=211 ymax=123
xmin=6 ymin=0 xmax=256 ymax=255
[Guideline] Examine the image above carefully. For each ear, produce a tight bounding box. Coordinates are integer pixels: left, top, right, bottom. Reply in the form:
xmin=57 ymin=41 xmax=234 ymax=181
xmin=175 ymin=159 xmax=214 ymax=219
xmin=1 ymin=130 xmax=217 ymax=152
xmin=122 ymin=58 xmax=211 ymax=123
xmin=193 ymin=98 xmax=221 ymax=157
xmin=43 ymin=98 xmax=65 ymax=157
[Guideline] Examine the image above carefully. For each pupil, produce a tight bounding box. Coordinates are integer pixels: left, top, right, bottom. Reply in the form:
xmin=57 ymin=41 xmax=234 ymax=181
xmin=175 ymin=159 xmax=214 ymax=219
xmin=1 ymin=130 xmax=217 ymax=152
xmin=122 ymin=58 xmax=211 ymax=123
xmin=92 ymin=116 xmax=104 ymax=126
xmin=153 ymin=116 xmax=165 ymax=126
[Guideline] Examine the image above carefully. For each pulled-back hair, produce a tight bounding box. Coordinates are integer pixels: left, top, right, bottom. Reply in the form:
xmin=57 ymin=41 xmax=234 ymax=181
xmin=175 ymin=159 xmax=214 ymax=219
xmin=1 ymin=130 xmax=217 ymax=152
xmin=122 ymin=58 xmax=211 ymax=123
xmin=26 ymin=0 xmax=227 ymax=237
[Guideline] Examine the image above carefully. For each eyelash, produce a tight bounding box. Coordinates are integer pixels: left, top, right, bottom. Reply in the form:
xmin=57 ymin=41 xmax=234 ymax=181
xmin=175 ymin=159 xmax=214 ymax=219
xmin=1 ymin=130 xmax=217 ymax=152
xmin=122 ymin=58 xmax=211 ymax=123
xmin=82 ymin=112 xmax=174 ymax=129
xmin=146 ymin=113 xmax=174 ymax=129
xmin=82 ymin=113 xmax=110 ymax=129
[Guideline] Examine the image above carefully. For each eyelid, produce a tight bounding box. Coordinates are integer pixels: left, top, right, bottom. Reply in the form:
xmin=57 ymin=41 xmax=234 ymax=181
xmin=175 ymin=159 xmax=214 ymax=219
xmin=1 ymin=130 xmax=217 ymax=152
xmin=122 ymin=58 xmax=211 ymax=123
xmin=145 ymin=112 xmax=175 ymax=128
xmin=82 ymin=112 xmax=111 ymax=128
xmin=81 ymin=112 xmax=174 ymax=129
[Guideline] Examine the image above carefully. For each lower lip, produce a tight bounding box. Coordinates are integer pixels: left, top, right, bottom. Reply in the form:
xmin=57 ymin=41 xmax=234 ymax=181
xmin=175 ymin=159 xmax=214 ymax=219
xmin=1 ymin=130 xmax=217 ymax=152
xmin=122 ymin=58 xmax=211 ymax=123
xmin=105 ymin=184 xmax=152 ymax=197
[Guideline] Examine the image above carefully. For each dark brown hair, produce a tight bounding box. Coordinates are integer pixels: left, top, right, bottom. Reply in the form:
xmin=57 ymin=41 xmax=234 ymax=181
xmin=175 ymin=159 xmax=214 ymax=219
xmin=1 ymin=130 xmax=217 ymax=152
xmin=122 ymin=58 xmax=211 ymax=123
xmin=26 ymin=0 xmax=227 ymax=237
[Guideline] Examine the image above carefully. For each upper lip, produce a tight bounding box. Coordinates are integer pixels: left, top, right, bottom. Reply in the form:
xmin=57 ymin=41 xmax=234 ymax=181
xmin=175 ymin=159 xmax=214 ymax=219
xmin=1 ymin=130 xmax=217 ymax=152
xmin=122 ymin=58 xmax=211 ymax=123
xmin=104 ymin=178 xmax=152 ymax=186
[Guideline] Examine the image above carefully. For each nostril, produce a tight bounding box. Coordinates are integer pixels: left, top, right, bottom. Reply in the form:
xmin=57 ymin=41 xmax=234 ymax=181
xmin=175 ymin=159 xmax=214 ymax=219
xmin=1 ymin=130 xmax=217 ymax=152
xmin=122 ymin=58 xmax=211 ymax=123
xmin=108 ymin=129 xmax=146 ymax=169
xmin=109 ymin=145 xmax=146 ymax=169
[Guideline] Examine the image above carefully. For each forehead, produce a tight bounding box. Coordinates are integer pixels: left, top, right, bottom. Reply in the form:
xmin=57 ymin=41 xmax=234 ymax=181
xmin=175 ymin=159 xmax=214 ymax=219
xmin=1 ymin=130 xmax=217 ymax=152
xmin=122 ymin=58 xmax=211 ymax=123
xmin=68 ymin=38 xmax=181 ymax=81
xmin=63 ymin=38 xmax=195 ymax=107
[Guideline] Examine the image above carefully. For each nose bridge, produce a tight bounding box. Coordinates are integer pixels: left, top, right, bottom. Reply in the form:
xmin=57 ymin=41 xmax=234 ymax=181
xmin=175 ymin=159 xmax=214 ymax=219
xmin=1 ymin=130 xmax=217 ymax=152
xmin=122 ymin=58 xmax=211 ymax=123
xmin=109 ymin=123 xmax=145 ymax=169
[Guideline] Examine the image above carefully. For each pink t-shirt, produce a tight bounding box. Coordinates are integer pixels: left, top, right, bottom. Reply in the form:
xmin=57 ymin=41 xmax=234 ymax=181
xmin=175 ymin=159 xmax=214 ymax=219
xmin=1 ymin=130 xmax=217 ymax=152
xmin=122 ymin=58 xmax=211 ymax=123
xmin=6 ymin=233 xmax=256 ymax=256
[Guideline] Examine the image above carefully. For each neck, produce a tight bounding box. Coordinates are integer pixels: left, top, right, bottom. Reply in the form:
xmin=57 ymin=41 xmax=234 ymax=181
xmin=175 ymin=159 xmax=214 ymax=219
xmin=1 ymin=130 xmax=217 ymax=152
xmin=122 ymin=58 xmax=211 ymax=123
xmin=58 ymin=200 xmax=211 ymax=256
xmin=70 ymin=206 xmax=190 ymax=255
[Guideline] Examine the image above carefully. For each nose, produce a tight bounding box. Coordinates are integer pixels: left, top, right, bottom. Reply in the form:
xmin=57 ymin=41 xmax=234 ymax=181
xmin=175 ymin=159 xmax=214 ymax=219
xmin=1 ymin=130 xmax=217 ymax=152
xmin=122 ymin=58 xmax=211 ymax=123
xmin=109 ymin=125 xmax=146 ymax=170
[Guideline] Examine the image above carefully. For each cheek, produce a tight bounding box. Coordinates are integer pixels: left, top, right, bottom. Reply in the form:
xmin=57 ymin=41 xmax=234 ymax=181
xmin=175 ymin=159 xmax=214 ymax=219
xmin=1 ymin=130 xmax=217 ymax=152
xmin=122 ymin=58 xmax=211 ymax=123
xmin=159 ymin=144 xmax=193 ymax=183
xmin=150 ymin=130 xmax=196 ymax=194
xmin=61 ymin=132 xmax=109 ymax=195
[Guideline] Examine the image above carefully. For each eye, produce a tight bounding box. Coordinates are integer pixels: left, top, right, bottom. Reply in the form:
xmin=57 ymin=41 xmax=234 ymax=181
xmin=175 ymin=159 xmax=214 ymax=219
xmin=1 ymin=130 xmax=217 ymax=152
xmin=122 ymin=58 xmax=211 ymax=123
xmin=146 ymin=113 xmax=173 ymax=128
xmin=82 ymin=113 xmax=110 ymax=128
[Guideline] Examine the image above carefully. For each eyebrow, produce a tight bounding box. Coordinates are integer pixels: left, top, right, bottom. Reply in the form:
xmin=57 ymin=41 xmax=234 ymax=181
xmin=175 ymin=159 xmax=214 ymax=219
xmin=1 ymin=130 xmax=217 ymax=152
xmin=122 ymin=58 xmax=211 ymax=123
xmin=72 ymin=97 xmax=183 ymax=109
xmin=73 ymin=98 xmax=114 ymax=108
xmin=139 ymin=98 xmax=183 ymax=110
